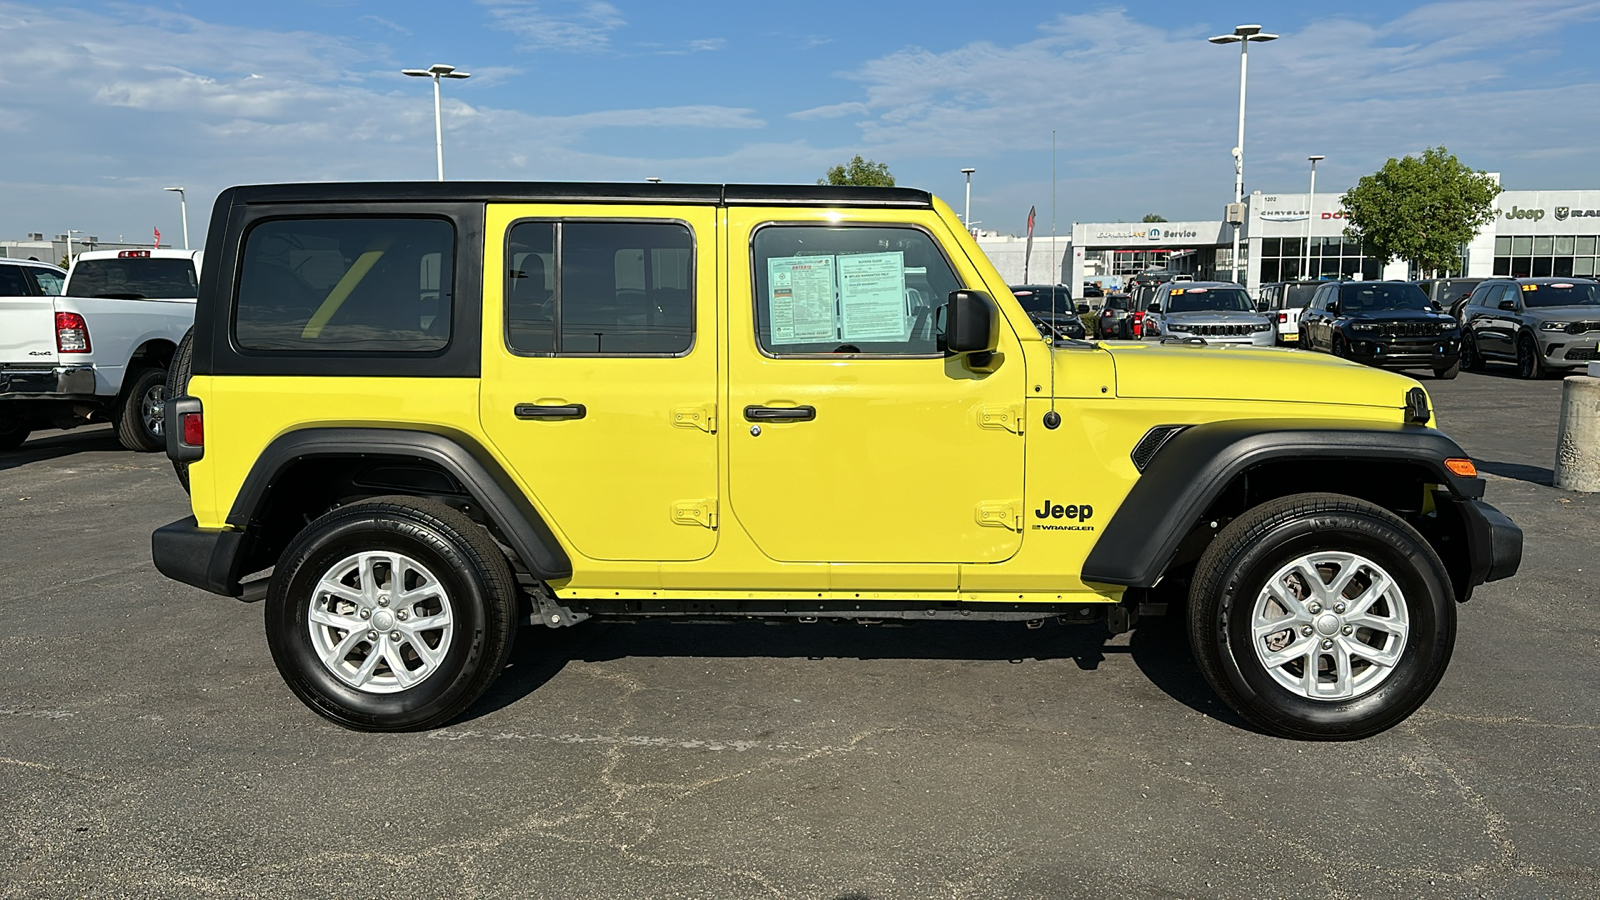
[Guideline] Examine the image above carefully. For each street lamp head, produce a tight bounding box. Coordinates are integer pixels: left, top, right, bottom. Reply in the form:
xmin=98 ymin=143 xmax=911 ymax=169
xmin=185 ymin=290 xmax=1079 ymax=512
xmin=961 ymin=168 xmax=976 ymax=175
xmin=1249 ymin=33 xmax=1279 ymax=42
xmin=401 ymin=69 xmax=431 ymax=77
xmin=163 ymin=186 xmax=184 ymax=193
xmin=1308 ymin=155 xmax=1326 ymax=163
xmin=1208 ymin=33 xmax=1242 ymax=44
xmin=1234 ymin=24 xmax=1263 ymax=36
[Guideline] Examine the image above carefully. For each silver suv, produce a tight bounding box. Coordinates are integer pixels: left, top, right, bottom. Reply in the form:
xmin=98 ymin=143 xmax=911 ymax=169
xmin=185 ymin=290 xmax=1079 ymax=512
xmin=1144 ymin=281 xmax=1275 ymax=346
xmin=1458 ymin=277 xmax=1600 ymax=378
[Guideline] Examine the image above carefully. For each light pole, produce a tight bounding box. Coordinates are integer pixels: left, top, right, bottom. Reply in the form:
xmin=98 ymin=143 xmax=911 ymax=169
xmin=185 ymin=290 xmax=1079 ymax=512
xmin=1303 ymin=155 xmax=1323 ymax=280
xmin=64 ymin=230 xmax=83 ymax=266
xmin=402 ymin=63 xmax=471 ymax=181
xmin=1209 ymin=24 xmax=1277 ymax=283
xmin=163 ymin=186 xmax=189 ymax=250
xmin=961 ymin=167 xmax=976 ymax=230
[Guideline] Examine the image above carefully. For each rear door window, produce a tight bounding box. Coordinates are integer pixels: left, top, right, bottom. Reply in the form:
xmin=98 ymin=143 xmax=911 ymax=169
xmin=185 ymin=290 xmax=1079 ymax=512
xmin=27 ymin=268 xmax=64 ymax=296
xmin=235 ymin=218 xmax=454 ymax=352
xmin=505 ymin=220 xmax=694 ymax=355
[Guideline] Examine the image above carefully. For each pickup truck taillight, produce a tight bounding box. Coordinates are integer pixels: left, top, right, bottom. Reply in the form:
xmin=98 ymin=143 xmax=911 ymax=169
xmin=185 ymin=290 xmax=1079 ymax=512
xmin=56 ymin=311 xmax=91 ymax=353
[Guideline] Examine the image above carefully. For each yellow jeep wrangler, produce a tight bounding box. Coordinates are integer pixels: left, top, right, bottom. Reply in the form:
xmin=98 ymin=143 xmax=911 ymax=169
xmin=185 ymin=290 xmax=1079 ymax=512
xmin=152 ymin=182 xmax=1521 ymax=740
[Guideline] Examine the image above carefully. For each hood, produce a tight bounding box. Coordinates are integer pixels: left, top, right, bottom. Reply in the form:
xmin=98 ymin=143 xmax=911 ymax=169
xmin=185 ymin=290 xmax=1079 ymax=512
xmin=1528 ymin=307 xmax=1600 ymax=324
xmin=1091 ymin=341 xmax=1420 ymax=409
xmin=1343 ymin=308 xmax=1451 ymax=322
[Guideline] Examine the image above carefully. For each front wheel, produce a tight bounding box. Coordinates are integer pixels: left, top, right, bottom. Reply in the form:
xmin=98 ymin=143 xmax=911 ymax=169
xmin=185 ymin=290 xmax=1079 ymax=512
xmin=265 ymin=497 xmax=518 ymax=731
xmin=1331 ymin=335 xmax=1348 ymax=359
xmin=116 ymin=368 xmax=167 ymax=452
xmin=1433 ymin=360 xmax=1459 ymax=380
xmin=1460 ymin=331 xmax=1484 ymax=371
xmin=0 ymin=420 xmax=30 ymax=452
xmin=1516 ymin=333 xmax=1547 ymax=380
xmin=1187 ymin=493 xmax=1456 ymax=741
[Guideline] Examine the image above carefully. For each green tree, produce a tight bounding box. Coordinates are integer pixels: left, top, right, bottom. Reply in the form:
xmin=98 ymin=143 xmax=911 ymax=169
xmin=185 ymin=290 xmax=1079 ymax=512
xmin=1141 ymin=213 xmax=1167 ymax=223
xmin=1340 ymin=146 xmax=1501 ymax=277
xmin=818 ymin=155 xmax=895 ymax=187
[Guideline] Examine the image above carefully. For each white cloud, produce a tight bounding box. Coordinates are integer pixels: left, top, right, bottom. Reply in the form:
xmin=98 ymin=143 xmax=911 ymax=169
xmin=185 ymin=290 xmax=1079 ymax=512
xmin=789 ymin=101 xmax=870 ymax=121
xmin=479 ymin=0 xmax=626 ymax=53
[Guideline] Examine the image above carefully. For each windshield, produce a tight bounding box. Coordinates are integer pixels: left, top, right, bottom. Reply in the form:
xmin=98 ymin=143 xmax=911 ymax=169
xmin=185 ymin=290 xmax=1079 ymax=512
xmin=66 ymin=258 xmax=197 ymax=299
xmin=1011 ymin=287 xmax=1072 ymax=314
xmin=1284 ymin=283 xmax=1319 ymax=308
xmin=1165 ymin=287 xmax=1254 ymax=313
xmin=1522 ymin=282 xmax=1600 ymax=307
xmin=1338 ymin=283 xmax=1431 ymax=312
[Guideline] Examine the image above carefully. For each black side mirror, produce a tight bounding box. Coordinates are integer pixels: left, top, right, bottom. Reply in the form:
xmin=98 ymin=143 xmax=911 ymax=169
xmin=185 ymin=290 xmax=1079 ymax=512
xmin=945 ymin=290 xmax=998 ymax=354
xmin=1147 ymin=302 xmax=1162 ymax=313
xmin=1498 ymin=299 xmax=1518 ymax=311
xmin=1256 ymin=300 xmax=1269 ymax=311
xmin=1076 ymin=303 xmax=1091 ymax=315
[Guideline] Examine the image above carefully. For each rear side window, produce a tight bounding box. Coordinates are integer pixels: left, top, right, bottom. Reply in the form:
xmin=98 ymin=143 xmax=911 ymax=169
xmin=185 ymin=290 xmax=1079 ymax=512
xmin=0 ymin=264 xmax=30 ymax=296
xmin=68 ymin=258 xmax=197 ymax=299
xmin=28 ymin=268 xmax=64 ymax=296
xmin=505 ymin=220 xmax=693 ymax=355
xmin=235 ymin=218 xmax=454 ymax=352
xmin=751 ymin=225 xmax=962 ymax=356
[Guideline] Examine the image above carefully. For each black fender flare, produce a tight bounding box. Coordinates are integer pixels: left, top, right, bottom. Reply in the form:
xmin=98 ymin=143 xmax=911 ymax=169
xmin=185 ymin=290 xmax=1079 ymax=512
xmin=226 ymin=426 xmax=572 ymax=581
xmin=1080 ymin=419 xmax=1484 ymax=588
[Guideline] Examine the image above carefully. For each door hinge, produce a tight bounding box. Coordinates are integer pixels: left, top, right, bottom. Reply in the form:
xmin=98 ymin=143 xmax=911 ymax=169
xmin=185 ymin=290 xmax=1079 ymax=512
xmin=976 ymin=500 xmax=1022 ymax=531
xmin=672 ymin=499 xmax=718 ymax=529
xmin=979 ymin=404 xmax=1025 ymax=434
xmin=673 ymin=403 xmax=717 ymax=433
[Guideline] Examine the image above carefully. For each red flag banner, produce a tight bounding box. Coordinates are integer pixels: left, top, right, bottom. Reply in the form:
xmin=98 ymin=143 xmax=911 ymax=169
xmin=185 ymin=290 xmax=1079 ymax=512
xmin=153 ymin=227 xmax=161 ymax=249
xmin=1024 ymin=206 xmax=1036 ymax=282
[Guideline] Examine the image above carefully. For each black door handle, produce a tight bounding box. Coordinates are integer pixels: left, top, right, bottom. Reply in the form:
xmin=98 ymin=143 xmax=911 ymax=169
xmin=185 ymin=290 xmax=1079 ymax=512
xmin=515 ymin=403 xmax=586 ymax=420
xmin=744 ymin=405 xmax=816 ymax=422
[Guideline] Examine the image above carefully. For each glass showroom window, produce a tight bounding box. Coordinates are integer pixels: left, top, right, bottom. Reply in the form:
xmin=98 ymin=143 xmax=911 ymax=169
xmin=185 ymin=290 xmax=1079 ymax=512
xmin=1495 ymin=235 xmax=1598 ymax=277
xmin=1257 ymin=237 xmax=1382 ymax=283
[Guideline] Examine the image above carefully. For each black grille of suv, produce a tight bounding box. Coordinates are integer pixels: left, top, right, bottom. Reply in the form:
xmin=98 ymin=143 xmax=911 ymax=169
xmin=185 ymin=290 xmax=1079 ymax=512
xmin=1383 ymin=321 xmax=1444 ymax=337
xmin=1190 ymin=324 xmax=1255 ymax=337
xmin=1565 ymin=347 xmax=1600 ymax=360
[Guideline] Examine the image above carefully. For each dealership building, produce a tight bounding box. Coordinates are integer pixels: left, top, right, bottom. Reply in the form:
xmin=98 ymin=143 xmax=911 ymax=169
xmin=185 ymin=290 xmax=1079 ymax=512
xmin=977 ymin=184 xmax=1600 ymax=296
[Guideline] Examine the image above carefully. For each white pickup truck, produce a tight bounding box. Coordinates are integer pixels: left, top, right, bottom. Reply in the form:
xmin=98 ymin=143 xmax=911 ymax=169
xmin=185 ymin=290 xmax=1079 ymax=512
xmin=0 ymin=248 xmax=201 ymax=451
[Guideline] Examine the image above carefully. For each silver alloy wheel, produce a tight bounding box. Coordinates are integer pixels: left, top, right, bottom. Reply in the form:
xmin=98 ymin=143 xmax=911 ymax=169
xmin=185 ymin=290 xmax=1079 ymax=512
xmin=142 ymin=383 xmax=167 ymax=437
xmin=1251 ymin=551 xmax=1410 ymax=701
xmin=307 ymin=551 xmax=455 ymax=694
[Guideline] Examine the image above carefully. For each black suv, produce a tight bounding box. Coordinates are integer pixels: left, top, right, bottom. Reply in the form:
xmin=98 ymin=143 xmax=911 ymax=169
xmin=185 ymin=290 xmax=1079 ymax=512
xmin=1008 ymin=284 xmax=1086 ymax=340
xmin=1300 ymin=281 xmax=1462 ymax=379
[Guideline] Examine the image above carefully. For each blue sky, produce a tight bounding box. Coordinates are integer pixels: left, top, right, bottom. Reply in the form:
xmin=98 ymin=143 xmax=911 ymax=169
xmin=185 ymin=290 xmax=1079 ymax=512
xmin=4 ymin=0 xmax=1600 ymax=246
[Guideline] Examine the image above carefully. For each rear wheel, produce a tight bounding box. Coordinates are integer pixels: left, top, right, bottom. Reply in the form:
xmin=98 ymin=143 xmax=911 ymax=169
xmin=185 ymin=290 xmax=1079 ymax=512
xmin=1188 ymin=493 xmax=1456 ymax=740
xmin=1516 ymin=333 xmax=1546 ymax=380
xmin=265 ymin=497 xmax=518 ymax=731
xmin=1459 ymin=331 xmax=1484 ymax=371
xmin=116 ymin=368 xmax=167 ymax=452
xmin=166 ymin=328 xmax=195 ymax=492
xmin=0 ymin=420 xmax=30 ymax=451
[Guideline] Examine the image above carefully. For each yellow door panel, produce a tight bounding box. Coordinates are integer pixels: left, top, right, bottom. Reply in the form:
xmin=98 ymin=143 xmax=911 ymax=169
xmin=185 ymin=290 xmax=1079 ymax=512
xmin=724 ymin=207 xmax=1027 ymax=566
xmin=479 ymin=204 xmax=719 ymax=564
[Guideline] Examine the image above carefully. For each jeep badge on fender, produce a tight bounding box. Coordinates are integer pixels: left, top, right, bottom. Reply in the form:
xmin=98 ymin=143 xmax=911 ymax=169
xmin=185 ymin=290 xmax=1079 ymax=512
xmin=149 ymin=179 xmax=1522 ymax=742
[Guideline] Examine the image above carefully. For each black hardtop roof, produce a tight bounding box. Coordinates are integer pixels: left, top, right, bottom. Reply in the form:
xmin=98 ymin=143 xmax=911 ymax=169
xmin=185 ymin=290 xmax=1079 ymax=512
xmin=1162 ymin=280 xmax=1242 ymax=289
xmin=1480 ymin=276 xmax=1599 ymax=284
xmin=217 ymin=181 xmax=933 ymax=209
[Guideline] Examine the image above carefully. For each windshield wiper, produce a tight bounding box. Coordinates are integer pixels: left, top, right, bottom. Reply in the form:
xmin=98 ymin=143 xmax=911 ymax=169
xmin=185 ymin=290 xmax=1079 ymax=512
xmin=92 ymin=292 xmax=148 ymax=300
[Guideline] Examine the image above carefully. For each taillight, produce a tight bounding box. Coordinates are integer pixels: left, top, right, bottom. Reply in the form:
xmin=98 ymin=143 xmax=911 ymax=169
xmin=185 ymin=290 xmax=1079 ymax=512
xmin=181 ymin=412 xmax=204 ymax=447
xmin=56 ymin=311 xmax=91 ymax=353
xmin=1278 ymin=312 xmax=1289 ymax=323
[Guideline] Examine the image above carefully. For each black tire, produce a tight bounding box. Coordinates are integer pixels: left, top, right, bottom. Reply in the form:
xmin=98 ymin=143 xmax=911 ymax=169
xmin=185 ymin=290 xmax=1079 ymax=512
xmin=1433 ymin=360 xmax=1459 ymax=380
xmin=1516 ymin=333 xmax=1546 ymax=380
xmin=0 ymin=420 xmax=29 ymax=452
xmin=1187 ymin=492 xmax=1456 ymax=741
xmin=265 ymin=496 xmax=518 ymax=731
xmin=1459 ymin=331 xmax=1483 ymax=371
xmin=166 ymin=328 xmax=195 ymax=493
xmin=115 ymin=368 xmax=167 ymax=452
xmin=1331 ymin=335 xmax=1348 ymax=359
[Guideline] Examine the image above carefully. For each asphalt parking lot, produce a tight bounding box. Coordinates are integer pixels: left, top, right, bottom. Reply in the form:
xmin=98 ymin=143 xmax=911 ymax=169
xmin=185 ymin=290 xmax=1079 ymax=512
xmin=2 ymin=365 xmax=1597 ymax=899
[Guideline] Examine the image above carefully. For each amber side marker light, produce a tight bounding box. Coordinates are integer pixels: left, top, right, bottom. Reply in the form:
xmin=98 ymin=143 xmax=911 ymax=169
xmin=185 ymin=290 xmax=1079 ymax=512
xmin=1445 ymin=458 xmax=1478 ymax=478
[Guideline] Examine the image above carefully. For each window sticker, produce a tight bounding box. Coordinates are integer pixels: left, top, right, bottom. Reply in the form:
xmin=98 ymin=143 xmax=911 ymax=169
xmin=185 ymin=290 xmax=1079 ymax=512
xmin=1522 ymin=284 xmax=1539 ymax=291
xmin=767 ymin=255 xmax=837 ymax=344
xmin=837 ymin=251 xmax=909 ymax=342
